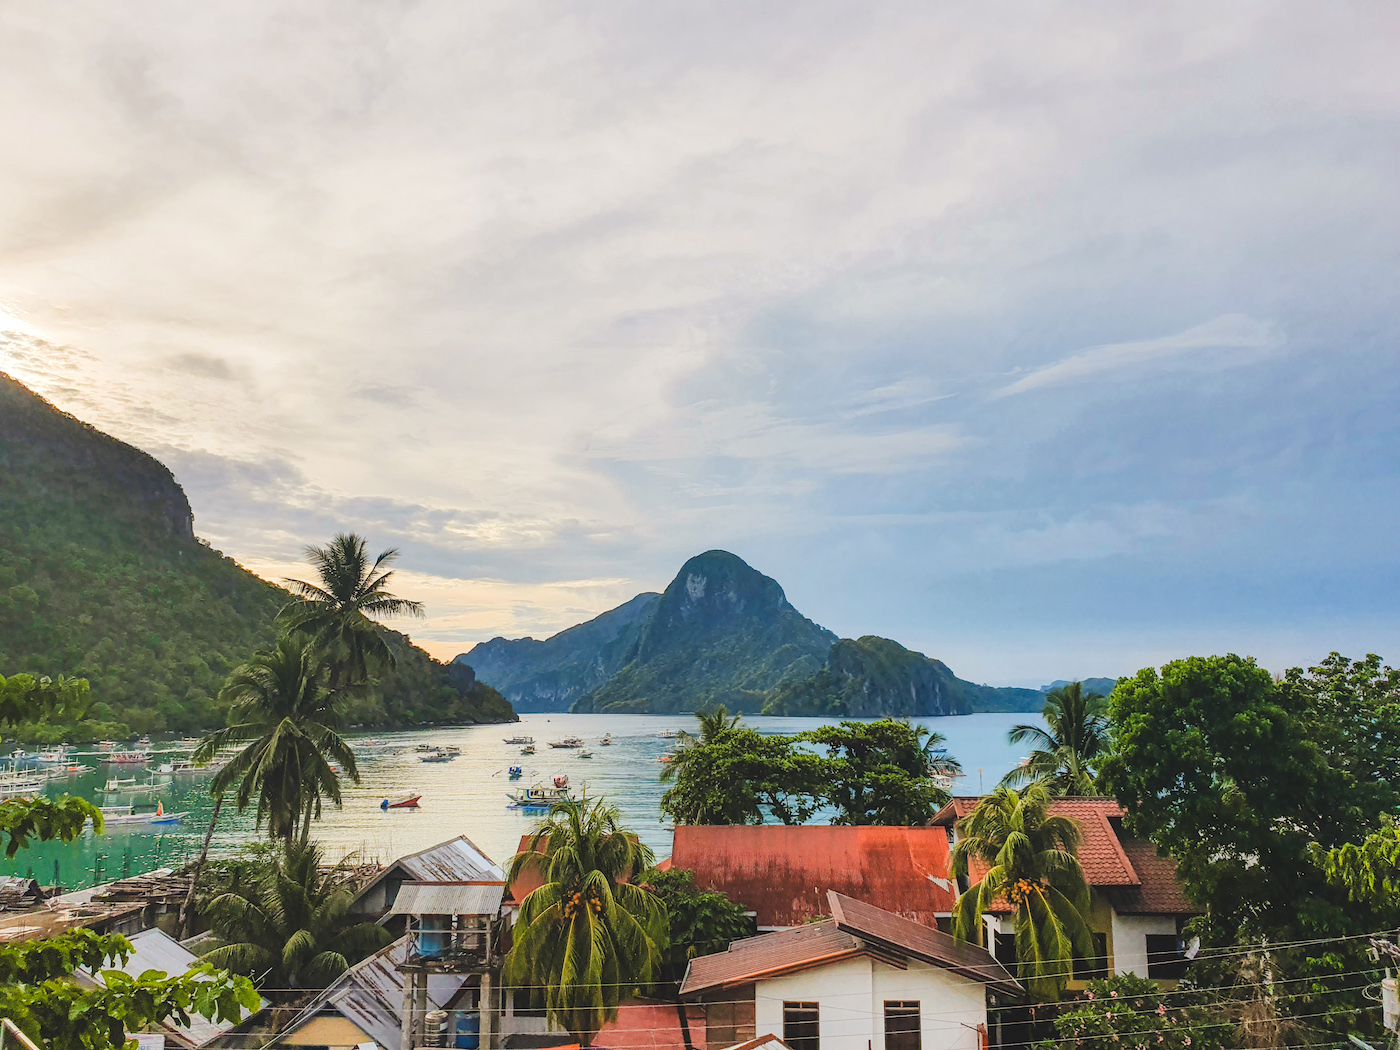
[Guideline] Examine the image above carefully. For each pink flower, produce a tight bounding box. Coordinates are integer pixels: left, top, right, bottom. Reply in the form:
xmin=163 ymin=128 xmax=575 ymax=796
xmin=1183 ymin=1040 xmax=1191 ymax=1046
xmin=1086 ymin=993 xmax=1095 ymax=1000
xmin=1157 ymin=1006 xmax=1167 ymax=1017
xmin=1111 ymin=991 xmax=1119 ymax=998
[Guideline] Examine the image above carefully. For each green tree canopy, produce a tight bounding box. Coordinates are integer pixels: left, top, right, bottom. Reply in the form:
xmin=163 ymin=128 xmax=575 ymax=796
xmin=642 ymin=867 xmax=756 ymax=987
xmin=194 ymin=633 xmax=359 ymax=842
xmin=0 ymin=670 xmax=90 ymax=725
xmin=504 ymin=798 xmax=667 ymax=1047
xmin=799 ymin=719 xmax=959 ymax=825
xmin=1002 ymin=680 xmax=1111 ymax=795
xmin=950 ymin=783 xmax=1093 ymax=1000
xmin=280 ymin=533 xmax=424 ymax=688
xmin=202 ymin=838 xmax=389 ymax=989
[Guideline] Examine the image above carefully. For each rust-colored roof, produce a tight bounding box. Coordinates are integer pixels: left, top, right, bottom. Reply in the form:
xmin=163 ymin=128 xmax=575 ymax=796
xmin=666 ymin=825 xmax=957 ymax=928
xmin=827 ymin=891 xmax=1021 ymax=996
xmin=932 ymin=796 xmax=1198 ymax=916
xmin=681 ymin=894 xmax=1020 ymax=998
xmin=680 ymin=918 xmax=863 ymax=995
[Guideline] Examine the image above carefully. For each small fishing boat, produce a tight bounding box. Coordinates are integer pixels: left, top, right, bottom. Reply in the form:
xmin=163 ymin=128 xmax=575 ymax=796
xmin=0 ymin=778 xmax=43 ymax=799
xmin=506 ymin=780 xmax=578 ymax=809
xmin=97 ymin=802 xmax=185 ymax=828
xmin=503 ymin=734 xmax=535 ymax=745
xmin=136 ymin=735 xmax=153 ymax=748
xmin=657 ymin=729 xmax=681 ymax=739
xmin=577 ymin=749 xmax=595 ymax=759
xmin=380 ymin=793 xmax=422 ymax=810
xmin=420 ymin=749 xmax=455 ymax=763
xmin=102 ymin=775 xmax=168 ymax=794
xmin=548 ymin=736 xmax=584 ymax=749
xmin=105 ymin=750 xmax=150 ymax=765
xmin=508 ymin=765 xmax=524 ymax=779
xmin=97 ymin=740 xmax=118 ymax=751
xmin=47 ymin=763 xmax=91 ymax=779
xmin=520 ymin=744 xmax=537 ymax=755
xmin=598 ymin=734 xmax=612 ymax=746
xmin=658 ymin=752 xmax=675 ymax=764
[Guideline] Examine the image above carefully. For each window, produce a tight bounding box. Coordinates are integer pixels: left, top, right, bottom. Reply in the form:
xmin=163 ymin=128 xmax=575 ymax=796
xmin=1074 ymin=932 xmax=1109 ymax=980
xmin=1146 ymin=934 xmax=1189 ymax=980
xmin=784 ymin=1001 xmax=820 ymax=1050
xmin=994 ymin=932 xmax=1016 ymax=967
xmin=511 ymin=987 xmax=546 ymax=1018
xmin=884 ymin=1001 xmax=921 ymax=1050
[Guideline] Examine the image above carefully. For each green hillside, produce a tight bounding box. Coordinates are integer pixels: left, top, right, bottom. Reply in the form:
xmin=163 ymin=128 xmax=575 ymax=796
xmin=0 ymin=372 xmax=513 ymax=740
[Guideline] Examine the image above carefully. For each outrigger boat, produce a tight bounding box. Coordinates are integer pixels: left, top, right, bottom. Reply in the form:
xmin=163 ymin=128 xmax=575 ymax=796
xmin=598 ymin=734 xmax=612 ymax=746
xmin=520 ymin=744 xmax=537 ymax=755
xmin=380 ymin=793 xmax=422 ymax=810
xmin=105 ymin=750 xmax=150 ymax=765
xmin=503 ymin=734 xmax=535 ymax=745
xmin=97 ymin=802 xmax=185 ymax=828
xmin=420 ymin=749 xmax=456 ymax=763
xmin=508 ymin=765 xmax=524 ymax=779
xmin=577 ymin=749 xmax=595 ymax=759
xmin=548 ymin=736 xmax=584 ymax=749
xmin=506 ymin=775 xmax=579 ymax=810
xmin=657 ymin=729 xmax=681 ymax=739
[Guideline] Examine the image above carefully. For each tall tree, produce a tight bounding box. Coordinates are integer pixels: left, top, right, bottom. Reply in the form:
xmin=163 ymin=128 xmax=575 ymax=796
xmin=504 ymin=798 xmax=667 ymax=1047
xmin=660 ymin=726 xmax=824 ymax=826
xmin=193 ymin=634 xmax=359 ymax=842
xmin=280 ymin=533 xmax=424 ymax=689
xmin=1002 ymin=681 xmax=1111 ymax=795
xmin=950 ymin=783 xmax=1093 ymax=1000
xmin=799 ymin=719 xmax=960 ymax=825
xmin=202 ymin=839 xmax=389 ymax=989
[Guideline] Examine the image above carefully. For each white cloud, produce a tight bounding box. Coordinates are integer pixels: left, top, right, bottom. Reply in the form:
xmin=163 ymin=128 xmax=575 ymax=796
xmin=991 ymin=314 xmax=1281 ymax=399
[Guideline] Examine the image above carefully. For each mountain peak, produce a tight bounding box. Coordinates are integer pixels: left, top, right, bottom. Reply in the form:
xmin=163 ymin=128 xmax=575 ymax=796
xmin=654 ymin=549 xmax=790 ymax=632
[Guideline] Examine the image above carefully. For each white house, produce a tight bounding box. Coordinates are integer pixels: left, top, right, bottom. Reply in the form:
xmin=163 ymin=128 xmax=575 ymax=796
xmin=681 ymin=892 xmax=1021 ymax=1050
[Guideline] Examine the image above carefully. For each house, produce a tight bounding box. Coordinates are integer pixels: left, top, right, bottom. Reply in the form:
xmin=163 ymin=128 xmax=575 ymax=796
xmin=75 ymin=928 xmax=269 ymax=1048
xmin=930 ymin=797 xmax=1199 ymax=983
xmin=681 ymin=891 xmax=1020 ymax=1050
xmin=352 ymin=836 xmax=507 ymax=923
xmin=662 ymin=826 xmax=959 ymax=929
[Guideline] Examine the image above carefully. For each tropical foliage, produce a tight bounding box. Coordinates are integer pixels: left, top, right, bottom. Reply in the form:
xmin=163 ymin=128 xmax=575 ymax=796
xmin=1003 ymin=680 xmax=1111 ymax=794
xmin=194 ymin=633 xmax=359 ymax=842
xmin=505 ymin=798 xmax=667 ymax=1047
xmin=1033 ymin=974 xmax=1223 ymax=1050
xmin=281 ymin=533 xmax=424 ymax=689
xmin=950 ymin=783 xmax=1093 ymax=999
xmin=643 ymin=867 xmax=756 ymax=987
xmin=660 ymin=713 xmax=958 ymax=826
xmin=202 ymin=838 xmax=389 ymax=989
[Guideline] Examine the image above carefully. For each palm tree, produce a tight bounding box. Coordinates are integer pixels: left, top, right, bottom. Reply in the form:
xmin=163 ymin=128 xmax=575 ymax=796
xmin=663 ymin=705 xmax=740 ymax=781
xmin=950 ymin=783 xmax=1094 ymax=999
xmin=504 ymin=798 xmax=667 ymax=1047
xmin=1002 ymin=681 xmax=1111 ymax=795
xmin=280 ymin=533 xmax=425 ymax=689
xmin=193 ymin=634 xmax=359 ymax=842
xmin=203 ymin=838 xmax=389 ymax=989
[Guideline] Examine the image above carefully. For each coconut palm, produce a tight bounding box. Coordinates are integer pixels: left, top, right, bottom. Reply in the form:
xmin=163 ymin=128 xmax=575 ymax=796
xmin=203 ymin=838 xmax=388 ymax=989
xmin=950 ymin=783 xmax=1094 ymax=999
xmin=280 ymin=533 xmax=425 ymax=689
xmin=504 ymin=798 xmax=667 ymax=1047
xmin=193 ymin=634 xmax=359 ymax=842
xmin=664 ymin=705 xmax=740 ymax=777
xmin=1002 ymin=681 xmax=1111 ymax=795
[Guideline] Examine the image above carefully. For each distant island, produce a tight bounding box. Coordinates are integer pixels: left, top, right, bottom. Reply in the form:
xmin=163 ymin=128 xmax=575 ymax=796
xmin=457 ymin=550 xmax=1110 ymax=716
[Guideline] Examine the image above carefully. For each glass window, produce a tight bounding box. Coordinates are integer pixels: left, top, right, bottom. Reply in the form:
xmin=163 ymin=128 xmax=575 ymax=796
xmin=1146 ymin=934 xmax=1189 ymax=980
xmin=884 ymin=1001 xmax=921 ymax=1050
xmin=1073 ymin=932 xmax=1109 ymax=980
xmin=511 ymin=987 xmax=546 ymax=1018
xmin=784 ymin=1001 xmax=820 ymax=1050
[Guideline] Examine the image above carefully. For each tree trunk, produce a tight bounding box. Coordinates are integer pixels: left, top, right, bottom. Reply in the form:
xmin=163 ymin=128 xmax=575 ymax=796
xmin=675 ymin=1000 xmax=694 ymax=1050
xmin=179 ymin=794 xmax=223 ymax=939
xmin=301 ymin=796 xmax=314 ymax=843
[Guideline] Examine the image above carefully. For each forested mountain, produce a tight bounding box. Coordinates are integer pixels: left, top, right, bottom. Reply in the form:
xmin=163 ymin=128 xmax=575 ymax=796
xmin=0 ymin=372 xmax=513 ymax=740
xmin=456 ymin=551 xmax=1050 ymax=715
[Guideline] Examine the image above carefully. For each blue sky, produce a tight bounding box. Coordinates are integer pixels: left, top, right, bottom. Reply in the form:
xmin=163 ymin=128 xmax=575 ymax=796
xmin=1 ymin=2 xmax=1397 ymax=684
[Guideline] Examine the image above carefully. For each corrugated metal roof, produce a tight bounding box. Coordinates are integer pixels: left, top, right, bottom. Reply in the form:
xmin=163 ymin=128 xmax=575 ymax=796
xmin=386 ymin=881 xmax=505 ymax=917
xmin=280 ymin=937 xmax=470 ymax=1050
xmin=89 ymin=928 xmax=269 ymax=1046
xmin=666 ymin=825 xmax=957 ymax=928
xmin=355 ymin=835 xmax=506 ymax=910
xmin=680 ymin=919 xmax=860 ymax=996
xmin=827 ymin=891 xmax=1021 ymax=996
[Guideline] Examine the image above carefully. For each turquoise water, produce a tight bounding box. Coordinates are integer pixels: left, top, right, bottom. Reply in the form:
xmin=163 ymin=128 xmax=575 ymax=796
xmin=0 ymin=712 xmax=1040 ymax=889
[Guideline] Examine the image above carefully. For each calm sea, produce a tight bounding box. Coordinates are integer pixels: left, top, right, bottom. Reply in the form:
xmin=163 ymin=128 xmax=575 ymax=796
xmin=0 ymin=711 xmax=1041 ymax=889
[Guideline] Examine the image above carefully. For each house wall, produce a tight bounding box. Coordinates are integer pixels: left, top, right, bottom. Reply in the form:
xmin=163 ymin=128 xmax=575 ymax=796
xmin=1110 ymin=914 xmax=1177 ymax=979
xmin=753 ymin=956 xmax=985 ymax=1050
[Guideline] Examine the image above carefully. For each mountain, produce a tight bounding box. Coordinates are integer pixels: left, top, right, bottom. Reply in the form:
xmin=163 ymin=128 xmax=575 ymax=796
xmin=461 ymin=592 xmax=660 ymax=712
xmin=763 ymin=635 xmax=1046 ymax=717
xmin=457 ymin=550 xmax=1048 ymax=715
xmin=1040 ymin=677 xmax=1119 ymax=697
xmin=0 ymin=372 xmax=513 ymax=740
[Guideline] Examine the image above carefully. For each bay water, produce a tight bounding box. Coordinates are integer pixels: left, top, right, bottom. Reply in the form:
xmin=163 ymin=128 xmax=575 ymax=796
xmin=0 ymin=711 xmax=1041 ymax=889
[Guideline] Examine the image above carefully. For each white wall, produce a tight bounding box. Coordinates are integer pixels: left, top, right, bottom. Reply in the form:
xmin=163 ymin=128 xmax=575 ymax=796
xmin=754 ymin=956 xmax=985 ymax=1050
xmin=1110 ymin=914 xmax=1177 ymax=978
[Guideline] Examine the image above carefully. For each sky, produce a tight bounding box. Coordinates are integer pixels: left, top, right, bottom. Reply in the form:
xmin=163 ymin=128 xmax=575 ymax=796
xmin=1 ymin=2 xmax=1397 ymax=685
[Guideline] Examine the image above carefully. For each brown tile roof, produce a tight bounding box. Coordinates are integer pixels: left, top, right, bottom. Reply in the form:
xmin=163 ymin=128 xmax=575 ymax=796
xmin=828 ymin=892 xmax=1021 ymax=995
xmin=931 ymin=796 xmax=1198 ymax=916
xmin=681 ymin=893 xmax=1021 ymax=998
xmin=666 ymin=825 xmax=957 ymax=928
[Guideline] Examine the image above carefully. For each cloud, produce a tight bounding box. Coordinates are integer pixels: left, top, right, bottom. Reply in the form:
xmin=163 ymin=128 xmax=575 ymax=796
xmin=991 ymin=314 xmax=1282 ymax=399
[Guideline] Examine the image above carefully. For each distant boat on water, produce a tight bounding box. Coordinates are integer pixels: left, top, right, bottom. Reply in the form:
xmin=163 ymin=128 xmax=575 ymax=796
xmin=549 ymin=736 xmax=584 ymax=749
xmin=380 ymin=793 xmax=422 ymax=810
xmin=503 ymin=734 xmax=534 ymax=745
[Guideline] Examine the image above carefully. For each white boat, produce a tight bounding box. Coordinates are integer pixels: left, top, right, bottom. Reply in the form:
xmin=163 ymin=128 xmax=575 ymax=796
xmin=0 ymin=778 xmax=44 ymax=799
xmin=503 ymin=735 xmax=535 ymax=745
xmin=46 ymin=763 xmax=90 ymax=779
xmin=548 ymin=736 xmax=584 ymax=749
xmin=658 ymin=729 xmax=681 ymax=739
xmin=105 ymin=750 xmax=150 ymax=765
xmin=102 ymin=776 xmax=168 ymax=795
xmin=577 ymin=749 xmax=595 ymax=759
xmin=598 ymin=734 xmax=612 ymax=746
xmin=97 ymin=803 xmax=185 ymax=828
xmin=520 ymin=744 xmax=537 ymax=755
xmin=506 ymin=778 xmax=578 ymax=809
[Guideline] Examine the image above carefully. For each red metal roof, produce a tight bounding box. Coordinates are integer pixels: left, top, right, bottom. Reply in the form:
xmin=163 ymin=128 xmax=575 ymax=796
xmin=667 ymin=825 xmax=958 ymax=928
